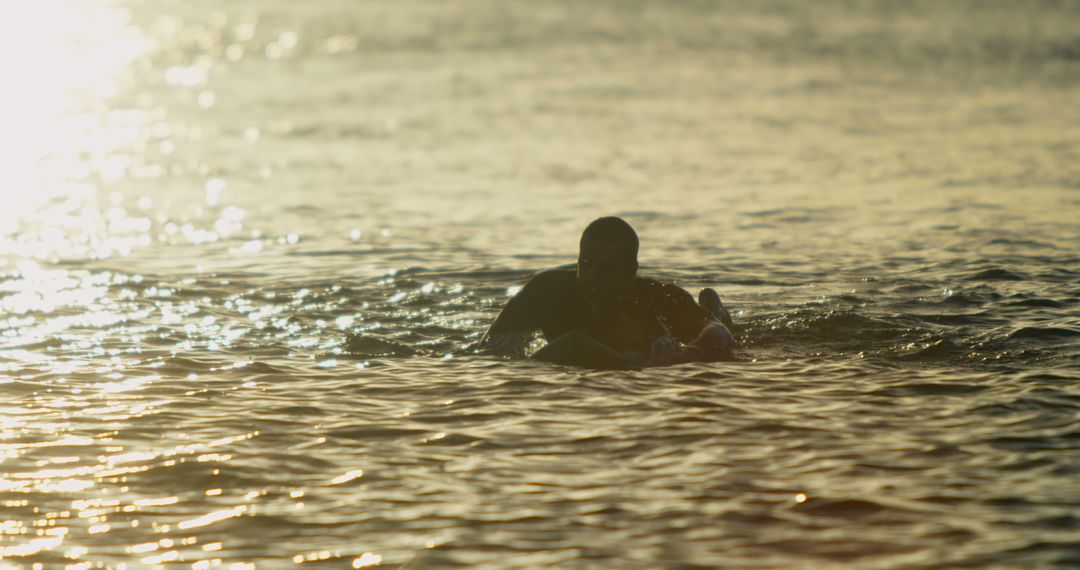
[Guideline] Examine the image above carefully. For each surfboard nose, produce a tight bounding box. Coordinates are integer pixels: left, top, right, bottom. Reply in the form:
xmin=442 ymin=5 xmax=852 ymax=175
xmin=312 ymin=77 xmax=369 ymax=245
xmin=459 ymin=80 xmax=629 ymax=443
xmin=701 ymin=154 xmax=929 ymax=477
xmin=698 ymin=287 xmax=721 ymax=313
xmin=699 ymin=287 xmax=735 ymax=333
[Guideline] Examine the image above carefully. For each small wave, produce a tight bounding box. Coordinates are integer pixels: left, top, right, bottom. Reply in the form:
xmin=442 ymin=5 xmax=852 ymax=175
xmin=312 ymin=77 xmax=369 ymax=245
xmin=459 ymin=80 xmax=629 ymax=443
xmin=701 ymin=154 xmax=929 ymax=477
xmin=1031 ymin=514 xmax=1080 ymax=531
xmin=724 ymin=278 xmax=785 ymax=286
xmin=1009 ymin=327 xmax=1080 ymax=340
xmin=748 ymin=309 xmax=909 ymax=346
xmin=732 ymin=421 xmax=830 ymax=436
xmin=918 ymin=444 xmax=972 ymax=458
xmin=987 ymin=238 xmax=1059 ymax=249
xmin=941 ymin=291 xmax=995 ymax=306
xmin=967 ymin=396 xmax=1064 ymax=416
xmin=342 ymin=334 xmax=418 ymax=357
xmin=1016 ymin=371 xmax=1080 ymax=382
xmin=891 ymin=282 xmax=937 ymax=294
xmin=966 ymin=268 xmax=1025 ymax=281
xmin=791 ymin=497 xmax=902 ymax=518
xmin=327 ymin=425 xmax=429 ymax=440
xmin=874 ymin=382 xmax=988 ymax=396
xmin=914 ymin=312 xmax=988 ymax=326
xmin=893 ymin=338 xmax=968 ymax=362
xmin=274 ymin=405 xmax=326 ymax=416
xmin=1047 ymin=37 xmax=1080 ymax=62
xmin=1005 ymin=298 xmax=1065 ymax=309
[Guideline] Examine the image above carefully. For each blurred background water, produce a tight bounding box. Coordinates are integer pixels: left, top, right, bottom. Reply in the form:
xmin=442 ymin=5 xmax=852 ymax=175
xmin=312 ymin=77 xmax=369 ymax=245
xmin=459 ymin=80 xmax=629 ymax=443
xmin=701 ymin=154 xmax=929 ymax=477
xmin=1 ymin=0 xmax=1079 ymax=568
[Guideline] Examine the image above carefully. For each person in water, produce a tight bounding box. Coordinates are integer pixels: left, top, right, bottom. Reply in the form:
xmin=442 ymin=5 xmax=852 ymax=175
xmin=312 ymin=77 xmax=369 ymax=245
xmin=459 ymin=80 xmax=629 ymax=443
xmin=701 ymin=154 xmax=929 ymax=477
xmin=479 ymin=216 xmax=736 ymax=369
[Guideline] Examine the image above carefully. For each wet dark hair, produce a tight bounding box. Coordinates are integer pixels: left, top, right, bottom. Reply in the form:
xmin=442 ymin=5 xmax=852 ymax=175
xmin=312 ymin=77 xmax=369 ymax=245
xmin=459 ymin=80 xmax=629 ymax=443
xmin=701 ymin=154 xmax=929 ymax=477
xmin=580 ymin=216 xmax=639 ymax=261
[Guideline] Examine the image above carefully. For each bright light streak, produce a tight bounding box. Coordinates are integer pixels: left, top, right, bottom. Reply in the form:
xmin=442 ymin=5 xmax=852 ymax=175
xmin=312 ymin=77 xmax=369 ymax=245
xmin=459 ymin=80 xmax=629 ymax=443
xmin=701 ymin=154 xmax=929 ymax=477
xmin=0 ymin=0 xmax=149 ymax=253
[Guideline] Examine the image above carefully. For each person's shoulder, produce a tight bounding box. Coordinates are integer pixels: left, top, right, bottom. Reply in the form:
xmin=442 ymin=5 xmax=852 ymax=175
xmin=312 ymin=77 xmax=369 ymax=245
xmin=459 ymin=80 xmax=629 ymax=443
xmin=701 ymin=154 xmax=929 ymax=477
xmin=530 ymin=267 xmax=575 ymax=283
xmin=523 ymin=268 xmax=576 ymax=292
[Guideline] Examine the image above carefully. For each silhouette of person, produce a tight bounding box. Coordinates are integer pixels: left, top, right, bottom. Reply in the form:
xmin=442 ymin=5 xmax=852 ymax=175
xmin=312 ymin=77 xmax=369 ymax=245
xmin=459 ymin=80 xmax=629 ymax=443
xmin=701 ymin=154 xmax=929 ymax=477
xmin=479 ymin=216 xmax=735 ymax=369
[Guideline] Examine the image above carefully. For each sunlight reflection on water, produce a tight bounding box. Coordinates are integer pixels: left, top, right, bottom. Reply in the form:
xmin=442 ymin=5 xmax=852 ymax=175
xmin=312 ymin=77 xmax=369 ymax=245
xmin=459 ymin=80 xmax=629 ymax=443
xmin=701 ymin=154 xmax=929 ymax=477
xmin=0 ymin=2 xmax=150 ymax=260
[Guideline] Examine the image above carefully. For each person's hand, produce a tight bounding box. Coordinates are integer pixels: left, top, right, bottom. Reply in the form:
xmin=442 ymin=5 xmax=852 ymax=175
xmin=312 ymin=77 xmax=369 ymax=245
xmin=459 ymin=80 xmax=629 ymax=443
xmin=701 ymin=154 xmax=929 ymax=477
xmin=687 ymin=322 xmax=735 ymax=361
xmin=650 ymin=334 xmax=677 ymax=357
xmin=649 ymin=331 xmax=679 ymax=359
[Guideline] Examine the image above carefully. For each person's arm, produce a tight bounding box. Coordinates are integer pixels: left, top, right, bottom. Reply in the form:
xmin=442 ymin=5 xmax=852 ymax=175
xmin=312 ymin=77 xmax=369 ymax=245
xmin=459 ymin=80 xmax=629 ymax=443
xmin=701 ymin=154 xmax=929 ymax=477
xmin=477 ymin=272 xmax=552 ymax=353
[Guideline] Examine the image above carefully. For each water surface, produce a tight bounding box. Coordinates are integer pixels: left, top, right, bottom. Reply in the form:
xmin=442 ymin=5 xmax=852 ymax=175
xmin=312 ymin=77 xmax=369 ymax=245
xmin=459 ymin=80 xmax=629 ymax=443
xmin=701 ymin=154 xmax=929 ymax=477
xmin=1 ymin=0 xmax=1079 ymax=567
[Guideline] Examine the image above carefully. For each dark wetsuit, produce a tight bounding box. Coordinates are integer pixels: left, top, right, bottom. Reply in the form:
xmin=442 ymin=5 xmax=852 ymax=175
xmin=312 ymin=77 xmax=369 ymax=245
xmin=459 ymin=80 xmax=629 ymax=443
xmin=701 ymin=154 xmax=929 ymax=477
xmin=486 ymin=269 xmax=715 ymax=353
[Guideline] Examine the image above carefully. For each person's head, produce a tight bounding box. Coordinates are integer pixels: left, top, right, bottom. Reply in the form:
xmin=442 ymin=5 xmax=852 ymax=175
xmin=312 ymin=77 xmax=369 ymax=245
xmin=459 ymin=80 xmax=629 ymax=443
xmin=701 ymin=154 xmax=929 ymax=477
xmin=577 ymin=216 xmax=638 ymax=297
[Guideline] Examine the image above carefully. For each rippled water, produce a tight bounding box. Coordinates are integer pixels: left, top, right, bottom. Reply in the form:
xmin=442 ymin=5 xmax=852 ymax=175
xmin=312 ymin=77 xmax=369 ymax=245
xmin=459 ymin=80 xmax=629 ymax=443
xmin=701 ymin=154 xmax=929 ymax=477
xmin=2 ymin=0 xmax=1079 ymax=567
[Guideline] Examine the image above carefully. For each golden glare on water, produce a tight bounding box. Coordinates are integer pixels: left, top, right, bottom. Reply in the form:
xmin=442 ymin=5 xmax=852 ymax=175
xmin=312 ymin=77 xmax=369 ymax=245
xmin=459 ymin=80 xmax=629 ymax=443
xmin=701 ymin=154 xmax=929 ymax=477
xmin=0 ymin=0 xmax=149 ymax=260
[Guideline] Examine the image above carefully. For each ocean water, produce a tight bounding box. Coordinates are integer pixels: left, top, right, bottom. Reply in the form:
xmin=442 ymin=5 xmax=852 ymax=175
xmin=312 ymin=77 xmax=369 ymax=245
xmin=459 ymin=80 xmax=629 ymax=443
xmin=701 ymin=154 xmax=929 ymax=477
xmin=1 ymin=0 xmax=1079 ymax=567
